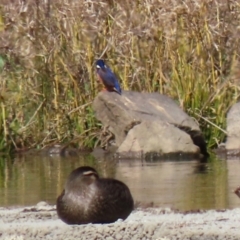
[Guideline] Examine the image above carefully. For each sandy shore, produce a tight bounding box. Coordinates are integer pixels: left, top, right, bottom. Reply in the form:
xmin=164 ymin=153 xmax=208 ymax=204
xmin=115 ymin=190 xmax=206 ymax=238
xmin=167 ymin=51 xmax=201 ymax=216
xmin=0 ymin=202 xmax=240 ymax=240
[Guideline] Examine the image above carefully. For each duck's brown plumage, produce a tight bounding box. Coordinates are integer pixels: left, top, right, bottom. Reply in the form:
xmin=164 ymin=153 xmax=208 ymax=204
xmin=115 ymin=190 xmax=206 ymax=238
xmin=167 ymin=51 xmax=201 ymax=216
xmin=56 ymin=166 xmax=134 ymax=225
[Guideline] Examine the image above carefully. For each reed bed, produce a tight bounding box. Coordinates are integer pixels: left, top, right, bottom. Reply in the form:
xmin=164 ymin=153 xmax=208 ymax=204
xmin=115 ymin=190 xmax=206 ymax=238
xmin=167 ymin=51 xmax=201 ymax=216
xmin=0 ymin=0 xmax=239 ymax=153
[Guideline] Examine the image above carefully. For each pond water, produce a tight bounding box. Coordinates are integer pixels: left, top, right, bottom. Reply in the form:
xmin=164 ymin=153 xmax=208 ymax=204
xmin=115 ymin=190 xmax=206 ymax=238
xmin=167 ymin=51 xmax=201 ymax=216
xmin=0 ymin=152 xmax=239 ymax=211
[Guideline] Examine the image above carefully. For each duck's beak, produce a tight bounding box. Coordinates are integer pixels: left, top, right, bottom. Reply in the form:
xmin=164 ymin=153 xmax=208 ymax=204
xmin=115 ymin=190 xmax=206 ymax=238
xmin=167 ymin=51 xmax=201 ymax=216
xmin=83 ymin=170 xmax=96 ymax=176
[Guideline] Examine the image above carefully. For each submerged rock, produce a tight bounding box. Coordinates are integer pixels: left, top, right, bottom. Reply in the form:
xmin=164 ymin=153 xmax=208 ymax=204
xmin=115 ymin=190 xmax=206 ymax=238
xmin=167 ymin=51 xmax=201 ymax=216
xmin=93 ymin=91 xmax=208 ymax=159
xmin=40 ymin=144 xmax=90 ymax=157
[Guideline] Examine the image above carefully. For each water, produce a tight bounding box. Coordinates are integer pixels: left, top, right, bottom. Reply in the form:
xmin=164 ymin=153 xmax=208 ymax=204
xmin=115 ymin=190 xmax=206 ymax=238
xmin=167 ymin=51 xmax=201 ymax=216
xmin=0 ymin=152 xmax=239 ymax=211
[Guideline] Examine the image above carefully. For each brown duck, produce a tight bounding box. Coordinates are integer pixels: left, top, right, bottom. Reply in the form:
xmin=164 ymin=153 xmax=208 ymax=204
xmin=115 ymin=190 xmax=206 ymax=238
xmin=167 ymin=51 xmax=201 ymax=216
xmin=56 ymin=166 xmax=134 ymax=224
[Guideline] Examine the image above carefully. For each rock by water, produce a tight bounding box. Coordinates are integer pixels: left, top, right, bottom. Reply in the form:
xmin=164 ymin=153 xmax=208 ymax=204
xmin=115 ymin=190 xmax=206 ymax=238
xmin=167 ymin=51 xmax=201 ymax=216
xmin=93 ymin=91 xmax=208 ymax=159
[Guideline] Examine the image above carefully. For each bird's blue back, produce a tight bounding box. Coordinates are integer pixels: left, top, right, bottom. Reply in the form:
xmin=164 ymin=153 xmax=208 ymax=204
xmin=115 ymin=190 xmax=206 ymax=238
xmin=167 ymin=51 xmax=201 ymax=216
xmin=96 ymin=59 xmax=121 ymax=94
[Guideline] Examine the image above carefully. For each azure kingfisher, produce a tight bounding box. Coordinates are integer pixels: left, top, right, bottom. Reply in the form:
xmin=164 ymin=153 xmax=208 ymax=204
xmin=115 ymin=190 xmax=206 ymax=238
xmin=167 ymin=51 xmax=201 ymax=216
xmin=96 ymin=59 xmax=122 ymax=95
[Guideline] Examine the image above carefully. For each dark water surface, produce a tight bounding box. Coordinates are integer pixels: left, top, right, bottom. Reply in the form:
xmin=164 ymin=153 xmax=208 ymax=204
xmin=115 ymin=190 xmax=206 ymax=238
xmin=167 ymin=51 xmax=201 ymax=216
xmin=0 ymin=153 xmax=239 ymax=211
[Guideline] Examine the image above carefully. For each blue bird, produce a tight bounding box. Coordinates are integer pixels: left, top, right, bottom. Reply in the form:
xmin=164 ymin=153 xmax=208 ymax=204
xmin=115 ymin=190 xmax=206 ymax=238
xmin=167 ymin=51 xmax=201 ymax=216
xmin=96 ymin=59 xmax=122 ymax=95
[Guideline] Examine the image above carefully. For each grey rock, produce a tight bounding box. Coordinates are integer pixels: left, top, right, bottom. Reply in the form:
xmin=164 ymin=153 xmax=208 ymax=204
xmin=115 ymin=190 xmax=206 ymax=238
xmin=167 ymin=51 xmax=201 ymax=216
xmin=93 ymin=91 xmax=208 ymax=158
xmin=118 ymin=121 xmax=199 ymax=155
xmin=226 ymin=102 xmax=240 ymax=150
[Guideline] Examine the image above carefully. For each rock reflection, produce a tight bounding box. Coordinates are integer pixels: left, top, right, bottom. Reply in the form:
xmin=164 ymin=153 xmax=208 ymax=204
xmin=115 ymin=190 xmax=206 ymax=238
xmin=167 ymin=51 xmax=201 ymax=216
xmin=115 ymin=157 xmax=231 ymax=211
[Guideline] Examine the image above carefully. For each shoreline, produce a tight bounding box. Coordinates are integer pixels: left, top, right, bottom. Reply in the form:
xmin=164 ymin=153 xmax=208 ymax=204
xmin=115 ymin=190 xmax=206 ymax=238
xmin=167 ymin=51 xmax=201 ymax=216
xmin=0 ymin=202 xmax=240 ymax=240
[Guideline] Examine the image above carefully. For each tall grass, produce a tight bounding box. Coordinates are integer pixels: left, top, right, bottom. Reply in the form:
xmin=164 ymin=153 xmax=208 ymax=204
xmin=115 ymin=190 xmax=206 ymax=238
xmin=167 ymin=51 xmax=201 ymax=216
xmin=0 ymin=0 xmax=239 ymax=153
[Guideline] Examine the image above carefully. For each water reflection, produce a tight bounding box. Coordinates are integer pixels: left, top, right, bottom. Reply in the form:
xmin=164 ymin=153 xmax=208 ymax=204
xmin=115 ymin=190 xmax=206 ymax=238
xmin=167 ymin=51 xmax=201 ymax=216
xmin=0 ymin=153 xmax=239 ymax=211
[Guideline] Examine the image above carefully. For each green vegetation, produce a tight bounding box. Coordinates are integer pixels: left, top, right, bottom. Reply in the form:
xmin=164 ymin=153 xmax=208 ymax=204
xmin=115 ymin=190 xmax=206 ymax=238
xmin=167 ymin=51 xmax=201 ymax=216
xmin=0 ymin=0 xmax=239 ymax=153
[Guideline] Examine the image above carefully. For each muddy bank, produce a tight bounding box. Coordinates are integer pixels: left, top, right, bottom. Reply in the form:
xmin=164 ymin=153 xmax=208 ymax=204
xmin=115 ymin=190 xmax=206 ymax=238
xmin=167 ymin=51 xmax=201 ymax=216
xmin=0 ymin=202 xmax=240 ymax=239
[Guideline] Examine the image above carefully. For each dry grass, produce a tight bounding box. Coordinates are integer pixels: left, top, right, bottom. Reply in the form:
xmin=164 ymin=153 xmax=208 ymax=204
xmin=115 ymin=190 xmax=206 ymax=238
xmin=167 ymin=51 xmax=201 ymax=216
xmin=0 ymin=0 xmax=240 ymax=152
